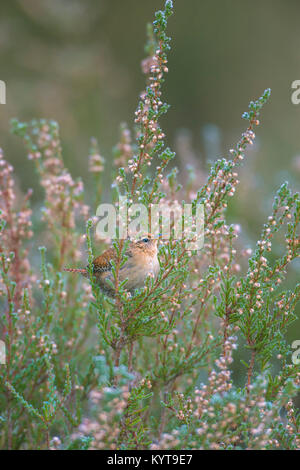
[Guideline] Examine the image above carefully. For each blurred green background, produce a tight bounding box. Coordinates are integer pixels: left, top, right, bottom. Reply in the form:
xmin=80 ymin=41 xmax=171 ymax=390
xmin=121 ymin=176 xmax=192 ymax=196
xmin=0 ymin=1 xmax=299 ymax=336
xmin=1 ymin=0 xmax=300 ymax=192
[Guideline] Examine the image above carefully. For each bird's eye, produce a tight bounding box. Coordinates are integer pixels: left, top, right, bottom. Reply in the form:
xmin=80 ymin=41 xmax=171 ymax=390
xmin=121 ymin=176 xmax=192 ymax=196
xmin=142 ymin=237 xmax=150 ymax=243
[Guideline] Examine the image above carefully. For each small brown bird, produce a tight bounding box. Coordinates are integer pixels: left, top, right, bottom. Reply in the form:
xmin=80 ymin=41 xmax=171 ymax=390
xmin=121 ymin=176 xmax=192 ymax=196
xmin=64 ymin=235 xmax=159 ymax=296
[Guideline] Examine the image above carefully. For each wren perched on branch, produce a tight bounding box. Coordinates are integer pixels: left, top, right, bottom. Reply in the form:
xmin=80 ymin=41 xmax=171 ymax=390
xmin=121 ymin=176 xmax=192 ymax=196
xmin=64 ymin=235 xmax=159 ymax=297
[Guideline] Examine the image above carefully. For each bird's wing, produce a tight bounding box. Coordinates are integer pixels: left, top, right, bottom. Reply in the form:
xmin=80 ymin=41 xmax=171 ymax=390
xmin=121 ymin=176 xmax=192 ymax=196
xmin=92 ymin=244 xmax=133 ymax=273
xmin=92 ymin=247 xmax=116 ymax=273
xmin=65 ymin=244 xmax=133 ymax=276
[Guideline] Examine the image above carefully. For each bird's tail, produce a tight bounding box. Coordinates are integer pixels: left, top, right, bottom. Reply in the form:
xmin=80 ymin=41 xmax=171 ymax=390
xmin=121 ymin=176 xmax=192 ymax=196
xmin=64 ymin=267 xmax=88 ymax=275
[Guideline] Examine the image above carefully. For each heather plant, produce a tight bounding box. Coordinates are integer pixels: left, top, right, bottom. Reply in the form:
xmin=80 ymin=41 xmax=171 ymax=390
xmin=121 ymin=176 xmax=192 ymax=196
xmin=0 ymin=1 xmax=299 ymax=450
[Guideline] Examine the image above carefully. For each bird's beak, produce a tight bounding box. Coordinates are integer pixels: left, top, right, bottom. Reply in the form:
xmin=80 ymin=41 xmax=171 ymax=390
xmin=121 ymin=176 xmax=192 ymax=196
xmin=152 ymin=233 xmax=162 ymax=246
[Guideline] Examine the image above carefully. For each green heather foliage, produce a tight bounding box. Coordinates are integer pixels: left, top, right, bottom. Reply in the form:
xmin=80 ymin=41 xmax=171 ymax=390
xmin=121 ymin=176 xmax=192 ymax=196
xmin=0 ymin=1 xmax=299 ymax=450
